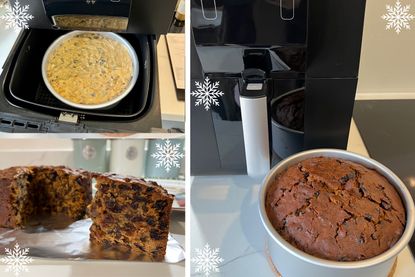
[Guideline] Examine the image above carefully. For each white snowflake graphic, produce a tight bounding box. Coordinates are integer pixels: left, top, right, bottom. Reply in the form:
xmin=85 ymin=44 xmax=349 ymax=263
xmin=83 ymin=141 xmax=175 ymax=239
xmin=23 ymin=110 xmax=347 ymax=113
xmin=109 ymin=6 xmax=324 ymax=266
xmin=1 ymin=243 xmax=33 ymax=277
xmin=191 ymin=243 xmax=224 ymax=276
xmin=151 ymin=139 xmax=185 ymax=173
xmin=0 ymin=0 xmax=34 ymax=32
xmin=382 ymin=0 xmax=415 ymax=34
xmin=191 ymin=77 xmax=224 ymax=111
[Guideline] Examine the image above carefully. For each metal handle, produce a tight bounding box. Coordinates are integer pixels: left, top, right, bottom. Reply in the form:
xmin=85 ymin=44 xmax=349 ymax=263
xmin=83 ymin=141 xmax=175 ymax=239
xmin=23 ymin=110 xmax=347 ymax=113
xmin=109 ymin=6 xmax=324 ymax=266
xmin=280 ymin=0 xmax=295 ymax=21
xmin=200 ymin=0 xmax=218 ymax=21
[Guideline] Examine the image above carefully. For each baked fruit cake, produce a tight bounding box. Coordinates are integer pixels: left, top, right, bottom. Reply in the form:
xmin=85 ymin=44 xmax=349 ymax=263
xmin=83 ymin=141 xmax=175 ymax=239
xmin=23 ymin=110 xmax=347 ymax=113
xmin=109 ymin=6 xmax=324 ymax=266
xmin=53 ymin=15 xmax=129 ymax=32
xmin=266 ymin=157 xmax=405 ymax=261
xmin=46 ymin=32 xmax=133 ymax=105
xmin=273 ymin=89 xmax=304 ymax=132
xmin=88 ymin=173 xmax=174 ymax=261
xmin=0 ymin=166 xmax=92 ymax=228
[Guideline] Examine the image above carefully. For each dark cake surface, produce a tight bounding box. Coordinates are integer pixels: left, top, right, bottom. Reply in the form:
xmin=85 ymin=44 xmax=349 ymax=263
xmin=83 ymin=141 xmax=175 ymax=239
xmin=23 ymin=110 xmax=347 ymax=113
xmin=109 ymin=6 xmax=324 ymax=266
xmin=274 ymin=89 xmax=304 ymax=131
xmin=266 ymin=157 xmax=406 ymax=261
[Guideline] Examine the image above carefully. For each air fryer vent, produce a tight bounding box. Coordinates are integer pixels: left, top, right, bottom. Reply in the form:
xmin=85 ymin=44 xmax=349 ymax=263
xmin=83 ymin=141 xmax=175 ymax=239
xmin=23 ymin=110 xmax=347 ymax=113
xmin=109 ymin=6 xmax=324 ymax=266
xmin=27 ymin=123 xmax=40 ymax=129
xmin=0 ymin=119 xmax=12 ymax=125
xmin=0 ymin=117 xmax=41 ymax=131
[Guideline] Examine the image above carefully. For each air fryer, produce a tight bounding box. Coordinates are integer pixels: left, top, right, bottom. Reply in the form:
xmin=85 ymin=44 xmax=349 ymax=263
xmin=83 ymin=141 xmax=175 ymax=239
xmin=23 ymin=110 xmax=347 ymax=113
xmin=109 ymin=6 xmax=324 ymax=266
xmin=0 ymin=0 xmax=177 ymax=133
xmin=191 ymin=0 xmax=367 ymax=175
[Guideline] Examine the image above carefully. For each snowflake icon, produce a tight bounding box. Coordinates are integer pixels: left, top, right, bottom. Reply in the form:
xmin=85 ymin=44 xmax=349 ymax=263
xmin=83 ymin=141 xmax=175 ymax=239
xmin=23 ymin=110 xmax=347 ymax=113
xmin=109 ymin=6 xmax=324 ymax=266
xmin=191 ymin=77 xmax=224 ymax=111
xmin=382 ymin=0 xmax=415 ymax=34
xmin=192 ymin=243 xmax=224 ymax=276
xmin=0 ymin=0 xmax=34 ymax=32
xmin=151 ymin=139 xmax=185 ymax=173
xmin=1 ymin=243 xmax=33 ymax=277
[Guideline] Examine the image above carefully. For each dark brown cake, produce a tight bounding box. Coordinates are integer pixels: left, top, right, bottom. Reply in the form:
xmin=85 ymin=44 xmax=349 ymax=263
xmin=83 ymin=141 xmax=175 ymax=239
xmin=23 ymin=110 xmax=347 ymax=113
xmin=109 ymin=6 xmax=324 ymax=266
xmin=274 ymin=89 xmax=304 ymax=131
xmin=266 ymin=157 xmax=406 ymax=261
xmin=88 ymin=174 xmax=174 ymax=261
xmin=0 ymin=166 xmax=92 ymax=228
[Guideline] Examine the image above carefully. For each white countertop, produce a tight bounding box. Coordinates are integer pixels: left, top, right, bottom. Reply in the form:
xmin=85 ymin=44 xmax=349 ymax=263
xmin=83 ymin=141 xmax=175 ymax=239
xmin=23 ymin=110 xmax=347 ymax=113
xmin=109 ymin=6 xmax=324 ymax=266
xmin=190 ymin=121 xmax=415 ymax=276
xmin=0 ymin=26 xmax=19 ymax=75
xmin=0 ymin=259 xmax=185 ymax=277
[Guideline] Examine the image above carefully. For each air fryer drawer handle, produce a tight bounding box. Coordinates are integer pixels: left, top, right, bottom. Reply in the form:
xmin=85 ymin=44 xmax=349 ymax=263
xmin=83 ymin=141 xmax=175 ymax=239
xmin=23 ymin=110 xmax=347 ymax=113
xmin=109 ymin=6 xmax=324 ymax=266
xmin=280 ymin=0 xmax=295 ymax=21
xmin=240 ymin=95 xmax=270 ymax=177
xmin=200 ymin=0 xmax=218 ymax=20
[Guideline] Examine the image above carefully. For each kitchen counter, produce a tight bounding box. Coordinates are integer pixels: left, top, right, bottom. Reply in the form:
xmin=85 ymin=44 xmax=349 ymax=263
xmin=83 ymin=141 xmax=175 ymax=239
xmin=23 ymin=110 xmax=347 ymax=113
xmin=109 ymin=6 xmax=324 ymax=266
xmin=190 ymin=120 xmax=415 ymax=276
xmin=0 ymin=15 xmax=19 ymax=76
xmin=353 ymin=100 xmax=415 ymax=252
xmin=157 ymin=35 xmax=185 ymax=128
xmin=0 ymin=258 xmax=185 ymax=277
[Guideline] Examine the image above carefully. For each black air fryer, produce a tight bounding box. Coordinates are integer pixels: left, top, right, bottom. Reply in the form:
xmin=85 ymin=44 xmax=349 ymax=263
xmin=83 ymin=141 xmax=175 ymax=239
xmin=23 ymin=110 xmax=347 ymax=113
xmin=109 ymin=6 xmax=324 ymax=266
xmin=191 ymin=0 xmax=367 ymax=175
xmin=0 ymin=0 xmax=177 ymax=133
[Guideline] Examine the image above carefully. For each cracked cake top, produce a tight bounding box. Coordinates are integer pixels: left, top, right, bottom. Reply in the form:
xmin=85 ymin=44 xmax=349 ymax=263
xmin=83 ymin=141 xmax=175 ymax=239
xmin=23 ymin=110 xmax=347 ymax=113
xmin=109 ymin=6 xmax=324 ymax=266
xmin=265 ymin=156 xmax=406 ymax=261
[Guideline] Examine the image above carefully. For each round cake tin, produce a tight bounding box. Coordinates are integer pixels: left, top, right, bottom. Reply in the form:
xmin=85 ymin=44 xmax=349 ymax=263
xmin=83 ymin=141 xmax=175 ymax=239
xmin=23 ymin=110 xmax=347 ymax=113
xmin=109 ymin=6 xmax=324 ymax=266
xmin=41 ymin=31 xmax=139 ymax=110
xmin=271 ymin=87 xmax=305 ymax=159
xmin=259 ymin=149 xmax=415 ymax=277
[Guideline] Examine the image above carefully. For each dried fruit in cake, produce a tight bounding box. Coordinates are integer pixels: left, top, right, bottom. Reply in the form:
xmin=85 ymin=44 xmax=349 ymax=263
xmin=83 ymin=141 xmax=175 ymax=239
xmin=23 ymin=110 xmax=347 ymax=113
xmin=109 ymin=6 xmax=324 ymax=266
xmin=52 ymin=16 xmax=128 ymax=32
xmin=0 ymin=166 xmax=92 ymax=228
xmin=88 ymin=174 xmax=174 ymax=261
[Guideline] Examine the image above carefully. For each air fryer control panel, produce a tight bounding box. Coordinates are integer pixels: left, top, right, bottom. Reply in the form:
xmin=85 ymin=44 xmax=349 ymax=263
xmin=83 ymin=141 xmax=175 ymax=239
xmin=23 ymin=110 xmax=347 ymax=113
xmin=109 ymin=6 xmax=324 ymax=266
xmin=192 ymin=0 xmax=308 ymax=46
xmin=43 ymin=0 xmax=132 ymax=31
xmin=10 ymin=0 xmax=176 ymax=34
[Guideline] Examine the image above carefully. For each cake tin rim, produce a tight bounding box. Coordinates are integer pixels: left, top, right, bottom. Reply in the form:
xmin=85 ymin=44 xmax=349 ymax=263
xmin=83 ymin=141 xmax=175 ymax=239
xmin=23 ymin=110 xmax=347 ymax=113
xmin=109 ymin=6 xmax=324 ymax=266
xmin=259 ymin=148 xmax=415 ymax=269
xmin=270 ymin=87 xmax=305 ymax=135
xmin=41 ymin=30 xmax=139 ymax=110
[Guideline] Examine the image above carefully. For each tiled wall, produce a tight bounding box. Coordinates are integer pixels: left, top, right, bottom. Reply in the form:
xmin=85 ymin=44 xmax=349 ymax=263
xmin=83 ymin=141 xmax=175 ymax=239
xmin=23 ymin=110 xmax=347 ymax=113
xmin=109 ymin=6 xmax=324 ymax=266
xmin=357 ymin=0 xmax=415 ymax=99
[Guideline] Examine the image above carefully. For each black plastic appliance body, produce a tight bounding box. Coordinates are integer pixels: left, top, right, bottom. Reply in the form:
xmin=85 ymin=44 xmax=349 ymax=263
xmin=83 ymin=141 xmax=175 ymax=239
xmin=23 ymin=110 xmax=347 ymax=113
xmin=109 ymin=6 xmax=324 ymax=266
xmin=0 ymin=0 xmax=177 ymax=133
xmin=191 ymin=0 xmax=367 ymax=175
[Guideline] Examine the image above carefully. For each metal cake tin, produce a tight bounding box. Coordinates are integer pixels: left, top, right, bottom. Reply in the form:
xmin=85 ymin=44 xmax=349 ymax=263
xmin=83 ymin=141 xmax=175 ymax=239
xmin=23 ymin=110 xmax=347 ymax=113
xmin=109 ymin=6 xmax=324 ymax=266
xmin=259 ymin=149 xmax=415 ymax=277
xmin=41 ymin=30 xmax=139 ymax=110
xmin=271 ymin=87 xmax=305 ymax=159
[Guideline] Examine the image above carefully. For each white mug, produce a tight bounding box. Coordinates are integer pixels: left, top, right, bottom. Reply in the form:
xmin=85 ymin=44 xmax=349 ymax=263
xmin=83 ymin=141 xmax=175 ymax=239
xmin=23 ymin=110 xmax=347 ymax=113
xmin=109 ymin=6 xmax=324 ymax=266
xmin=109 ymin=139 xmax=147 ymax=177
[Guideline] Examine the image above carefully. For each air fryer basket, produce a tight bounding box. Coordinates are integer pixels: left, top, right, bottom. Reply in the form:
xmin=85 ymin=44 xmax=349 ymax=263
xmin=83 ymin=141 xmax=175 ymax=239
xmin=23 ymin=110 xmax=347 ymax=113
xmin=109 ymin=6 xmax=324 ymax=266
xmin=6 ymin=29 xmax=151 ymax=120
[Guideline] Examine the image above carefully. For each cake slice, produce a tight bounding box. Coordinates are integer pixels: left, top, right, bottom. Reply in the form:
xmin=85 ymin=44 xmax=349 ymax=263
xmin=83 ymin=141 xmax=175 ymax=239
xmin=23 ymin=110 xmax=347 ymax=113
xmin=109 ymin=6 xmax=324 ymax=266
xmin=30 ymin=166 xmax=93 ymax=221
xmin=0 ymin=167 xmax=33 ymax=227
xmin=0 ymin=166 xmax=92 ymax=228
xmin=88 ymin=173 xmax=174 ymax=261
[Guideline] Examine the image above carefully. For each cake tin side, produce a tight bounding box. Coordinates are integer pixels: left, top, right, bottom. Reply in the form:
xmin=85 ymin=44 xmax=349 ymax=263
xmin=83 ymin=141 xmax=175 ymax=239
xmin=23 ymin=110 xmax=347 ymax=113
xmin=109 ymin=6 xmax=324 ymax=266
xmin=270 ymin=87 xmax=305 ymax=159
